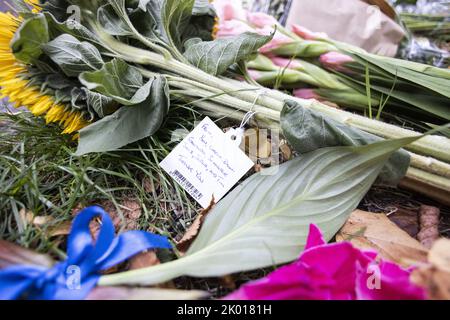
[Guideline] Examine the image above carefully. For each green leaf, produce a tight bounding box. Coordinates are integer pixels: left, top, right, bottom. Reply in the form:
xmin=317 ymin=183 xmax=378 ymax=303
xmin=350 ymin=52 xmax=450 ymax=99
xmin=97 ymin=2 xmax=133 ymax=36
xmin=11 ymin=14 xmax=49 ymax=64
xmin=44 ymin=11 xmax=105 ymax=48
xmin=183 ymin=32 xmax=273 ymax=76
xmin=132 ymin=0 xmax=168 ymax=43
xmin=79 ymin=58 xmax=151 ymax=105
xmin=99 ymin=135 xmax=421 ymax=286
xmin=76 ymin=76 xmax=170 ymax=155
xmin=42 ymin=34 xmax=104 ymax=77
xmin=281 ymin=100 xmax=411 ymax=185
xmin=162 ymin=0 xmax=195 ymax=50
xmin=70 ymin=87 xmax=118 ymax=119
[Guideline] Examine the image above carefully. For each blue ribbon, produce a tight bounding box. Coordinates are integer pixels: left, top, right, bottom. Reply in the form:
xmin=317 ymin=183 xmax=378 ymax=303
xmin=0 ymin=206 xmax=172 ymax=300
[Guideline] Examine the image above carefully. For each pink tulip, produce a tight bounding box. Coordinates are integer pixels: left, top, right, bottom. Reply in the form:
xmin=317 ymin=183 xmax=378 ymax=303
xmin=213 ymin=0 xmax=246 ymax=21
xmin=225 ymin=224 xmax=426 ymax=300
xmin=270 ymin=57 xmax=303 ymax=70
xmin=247 ymin=69 xmax=262 ymax=81
xmin=247 ymin=12 xmax=278 ymax=28
xmin=319 ymin=51 xmax=354 ymax=72
xmin=216 ymin=20 xmax=254 ymax=38
xmin=292 ymin=24 xmax=328 ymax=40
xmin=294 ymin=88 xmax=321 ymax=100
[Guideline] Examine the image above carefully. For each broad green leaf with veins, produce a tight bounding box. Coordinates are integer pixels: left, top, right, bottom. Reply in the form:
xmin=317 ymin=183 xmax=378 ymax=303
xmin=183 ymin=32 xmax=273 ymax=76
xmin=11 ymin=14 xmax=49 ymax=64
xmin=162 ymin=0 xmax=195 ymax=50
xmin=76 ymin=76 xmax=170 ymax=155
xmin=79 ymin=58 xmax=152 ymax=106
xmin=99 ymin=135 xmax=422 ymax=286
xmin=42 ymin=34 xmax=104 ymax=77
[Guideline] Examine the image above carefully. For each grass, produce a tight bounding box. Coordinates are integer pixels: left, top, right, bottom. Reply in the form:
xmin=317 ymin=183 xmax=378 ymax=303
xmin=0 ymin=106 xmax=201 ymax=255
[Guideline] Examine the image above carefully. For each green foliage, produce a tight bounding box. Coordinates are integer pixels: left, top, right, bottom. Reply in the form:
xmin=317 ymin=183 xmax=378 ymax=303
xmin=11 ymin=14 xmax=49 ymax=64
xmin=42 ymin=34 xmax=104 ymax=77
xmin=100 ymin=134 xmax=421 ymax=286
xmin=184 ymin=33 xmax=273 ymax=76
xmin=281 ymin=100 xmax=411 ymax=185
xmin=76 ymin=76 xmax=170 ymax=155
xmin=79 ymin=58 xmax=153 ymax=106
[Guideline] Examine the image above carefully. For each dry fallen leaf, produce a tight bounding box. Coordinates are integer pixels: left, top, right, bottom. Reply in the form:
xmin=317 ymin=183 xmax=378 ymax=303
xmin=0 ymin=240 xmax=54 ymax=269
xmin=428 ymin=239 xmax=450 ymax=273
xmin=48 ymin=221 xmax=72 ymax=238
xmin=279 ymin=141 xmax=292 ymax=161
xmin=176 ymin=196 xmax=216 ymax=255
xmin=388 ymin=207 xmax=419 ymax=238
xmin=411 ymin=239 xmax=450 ymax=300
xmin=86 ymin=287 xmax=209 ymax=300
xmin=337 ymin=210 xmax=429 ymax=267
xmin=128 ymin=250 xmax=160 ymax=270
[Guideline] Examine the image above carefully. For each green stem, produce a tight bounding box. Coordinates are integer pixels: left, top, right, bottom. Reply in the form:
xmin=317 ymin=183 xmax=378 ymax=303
xmin=99 ymin=33 xmax=450 ymax=163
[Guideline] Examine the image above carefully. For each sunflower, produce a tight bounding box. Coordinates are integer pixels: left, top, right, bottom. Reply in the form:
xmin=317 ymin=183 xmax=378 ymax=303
xmin=0 ymin=6 xmax=88 ymax=135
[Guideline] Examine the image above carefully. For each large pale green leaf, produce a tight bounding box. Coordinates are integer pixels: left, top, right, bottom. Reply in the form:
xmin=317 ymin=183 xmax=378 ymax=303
xmin=183 ymin=33 xmax=273 ymax=76
xmin=43 ymin=12 xmax=104 ymax=48
xmin=11 ymin=14 xmax=49 ymax=64
xmin=76 ymin=76 xmax=169 ymax=155
xmin=97 ymin=2 xmax=133 ymax=36
xmin=79 ymin=58 xmax=152 ymax=106
xmin=99 ymin=135 xmax=420 ymax=286
xmin=162 ymin=0 xmax=195 ymax=50
xmin=281 ymin=100 xmax=410 ymax=185
xmin=42 ymin=34 xmax=104 ymax=77
xmin=70 ymin=87 xmax=118 ymax=119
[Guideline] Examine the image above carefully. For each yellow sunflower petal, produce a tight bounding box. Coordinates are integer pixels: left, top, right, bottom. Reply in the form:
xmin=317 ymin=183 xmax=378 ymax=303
xmin=0 ymin=11 xmax=89 ymax=134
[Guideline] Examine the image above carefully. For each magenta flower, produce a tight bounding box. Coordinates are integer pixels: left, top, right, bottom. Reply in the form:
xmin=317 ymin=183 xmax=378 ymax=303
xmin=320 ymin=52 xmax=354 ymax=72
xmin=247 ymin=12 xmax=278 ymax=28
xmin=291 ymin=24 xmax=328 ymax=40
xmin=213 ymin=0 xmax=246 ymax=21
xmin=225 ymin=225 xmax=426 ymax=300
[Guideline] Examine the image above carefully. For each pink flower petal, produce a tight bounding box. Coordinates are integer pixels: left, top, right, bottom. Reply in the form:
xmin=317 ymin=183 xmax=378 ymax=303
xmin=225 ymin=225 xmax=426 ymax=301
xmin=213 ymin=0 xmax=246 ymax=21
xmin=270 ymin=57 xmax=303 ymax=70
xmin=292 ymin=24 xmax=327 ymax=40
xmin=247 ymin=12 xmax=278 ymax=28
xmin=305 ymin=224 xmax=326 ymax=249
xmin=356 ymin=261 xmax=426 ymax=300
xmin=319 ymin=52 xmax=354 ymax=72
xmin=294 ymin=89 xmax=320 ymax=100
xmin=216 ymin=20 xmax=254 ymax=38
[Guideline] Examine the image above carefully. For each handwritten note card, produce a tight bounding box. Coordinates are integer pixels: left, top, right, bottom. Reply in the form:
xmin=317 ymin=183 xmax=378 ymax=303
xmin=160 ymin=117 xmax=254 ymax=208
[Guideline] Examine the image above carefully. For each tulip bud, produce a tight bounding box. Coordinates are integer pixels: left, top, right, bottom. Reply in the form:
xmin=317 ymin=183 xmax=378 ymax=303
xmin=292 ymin=24 xmax=327 ymax=40
xmin=270 ymin=57 xmax=303 ymax=70
xmin=294 ymin=88 xmax=321 ymax=100
xmin=319 ymin=52 xmax=354 ymax=72
xmin=247 ymin=12 xmax=278 ymax=28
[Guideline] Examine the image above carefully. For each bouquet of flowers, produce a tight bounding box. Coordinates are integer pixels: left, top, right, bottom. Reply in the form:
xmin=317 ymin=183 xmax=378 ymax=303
xmin=0 ymin=0 xmax=448 ymax=299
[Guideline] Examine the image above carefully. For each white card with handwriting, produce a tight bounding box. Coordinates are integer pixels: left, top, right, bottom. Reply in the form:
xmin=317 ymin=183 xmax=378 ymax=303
xmin=160 ymin=117 xmax=254 ymax=208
